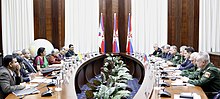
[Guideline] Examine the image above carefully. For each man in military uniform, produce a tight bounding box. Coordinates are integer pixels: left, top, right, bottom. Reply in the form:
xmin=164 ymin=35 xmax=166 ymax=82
xmin=169 ymin=45 xmax=181 ymax=65
xmin=179 ymin=46 xmax=187 ymax=64
xmin=182 ymin=52 xmax=220 ymax=99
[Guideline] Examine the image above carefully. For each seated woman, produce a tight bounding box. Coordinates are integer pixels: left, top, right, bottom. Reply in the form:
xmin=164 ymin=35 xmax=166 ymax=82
xmin=0 ymin=55 xmax=25 ymax=98
xmin=48 ymin=49 xmax=61 ymax=65
xmin=33 ymin=47 xmax=48 ymax=71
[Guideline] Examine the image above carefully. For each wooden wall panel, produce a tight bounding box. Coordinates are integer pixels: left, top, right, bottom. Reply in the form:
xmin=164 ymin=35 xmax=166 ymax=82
xmin=118 ymin=0 xmax=131 ymax=53
xmin=168 ymin=0 xmax=199 ymax=51
xmin=209 ymin=52 xmax=220 ymax=68
xmin=101 ymin=0 xmax=131 ymax=53
xmin=104 ymin=0 xmax=113 ymax=53
xmin=34 ymin=0 xmax=65 ymax=49
xmin=0 ymin=0 xmax=200 ymax=55
xmin=60 ymin=0 xmax=65 ymax=48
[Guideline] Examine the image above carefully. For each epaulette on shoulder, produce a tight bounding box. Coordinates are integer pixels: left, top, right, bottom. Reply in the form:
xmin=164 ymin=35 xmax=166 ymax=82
xmin=207 ymin=66 xmax=220 ymax=73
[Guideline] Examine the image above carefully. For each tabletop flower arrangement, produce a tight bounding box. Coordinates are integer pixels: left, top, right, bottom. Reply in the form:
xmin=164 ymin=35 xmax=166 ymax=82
xmin=86 ymin=54 xmax=133 ymax=99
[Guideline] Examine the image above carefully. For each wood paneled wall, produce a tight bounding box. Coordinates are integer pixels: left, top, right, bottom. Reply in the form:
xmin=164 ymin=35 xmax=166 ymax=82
xmin=0 ymin=1 xmax=200 ymax=54
xmin=100 ymin=0 xmax=131 ymax=53
xmin=34 ymin=0 xmax=65 ymax=49
xmin=209 ymin=52 xmax=220 ymax=68
xmin=168 ymin=0 xmax=199 ymax=51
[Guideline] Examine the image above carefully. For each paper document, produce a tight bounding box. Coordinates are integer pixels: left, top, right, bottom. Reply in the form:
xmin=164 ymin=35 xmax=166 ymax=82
xmin=30 ymin=78 xmax=52 ymax=83
xmin=12 ymin=88 xmax=39 ymax=96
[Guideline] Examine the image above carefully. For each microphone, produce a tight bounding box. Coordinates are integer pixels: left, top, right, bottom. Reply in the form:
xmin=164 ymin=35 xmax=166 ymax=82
xmin=47 ymin=79 xmax=56 ymax=87
xmin=41 ymin=87 xmax=52 ymax=97
xmin=18 ymin=75 xmax=57 ymax=98
xmin=159 ymin=89 xmax=171 ymax=97
xmin=159 ymin=80 xmax=170 ymax=87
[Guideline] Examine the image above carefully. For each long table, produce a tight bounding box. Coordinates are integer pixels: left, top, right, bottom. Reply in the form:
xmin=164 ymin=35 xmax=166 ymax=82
xmin=6 ymin=53 xmax=207 ymax=99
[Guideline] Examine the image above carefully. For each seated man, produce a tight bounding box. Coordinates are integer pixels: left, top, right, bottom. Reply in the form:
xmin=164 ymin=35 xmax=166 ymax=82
xmin=65 ymin=44 xmax=75 ymax=57
xmin=151 ymin=43 xmax=162 ymax=57
xmin=12 ymin=50 xmax=23 ymax=58
xmin=160 ymin=44 xmax=171 ymax=60
xmin=169 ymin=45 xmax=181 ymax=64
xmin=0 ymin=55 xmax=25 ymax=98
xmin=179 ymin=45 xmax=187 ymax=64
xmin=22 ymin=49 xmax=37 ymax=73
xmin=180 ymin=52 xmax=199 ymax=77
xmin=16 ymin=55 xmax=34 ymax=82
xmin=58 ymin=47 xmax=67 ymax=60
xmin=182 ymin=52 xmax=220 ymax=98
xmin=179 ymin=47 xmax=195 ymax=70
xmin=48 ymin=49 xmax=61 ymax=65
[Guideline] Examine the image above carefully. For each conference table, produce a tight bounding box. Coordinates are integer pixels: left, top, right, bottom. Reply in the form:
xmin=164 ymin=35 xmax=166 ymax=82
xmin=6 ymin=53 xmax=207 ymax=99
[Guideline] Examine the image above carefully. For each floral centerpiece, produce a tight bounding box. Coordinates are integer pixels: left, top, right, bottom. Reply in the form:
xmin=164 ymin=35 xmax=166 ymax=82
xmin=86 ymin=54 xmax=133 ymax=99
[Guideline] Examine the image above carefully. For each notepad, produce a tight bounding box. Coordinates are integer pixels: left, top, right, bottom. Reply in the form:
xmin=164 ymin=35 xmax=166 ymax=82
xmin=30 ymin=78 xmax=52 ymax=83
xmin=12 ymin=88 xmax=39 ymax=96
xmin=180 ymin=93 xmax=193 ymax=98
xmin=171 ymin=81 xmax=186 ymax=86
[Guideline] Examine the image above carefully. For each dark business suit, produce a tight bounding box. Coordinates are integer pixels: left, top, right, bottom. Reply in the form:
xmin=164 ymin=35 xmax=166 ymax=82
xmin=20 ymin=63 xmax=31 ymax=82
xmin=0 ymin=66 xmax=25 ymax=99
xmin=179 ymin=59 xmax=192 ymax=70
xmin=23 ymin=58 xmax=37 ymax=73
xmin=179 ymin=63 xmax=194 ymax=70
xmin=180 ymin=59 xmax=191 ymax=67
xmin=65 ymin=50 xmax=75 ymax=57
xmin=161 ymin=52 xmax=172 ymax=60
xmin=152 ymin=48 xmax=162 ymax=57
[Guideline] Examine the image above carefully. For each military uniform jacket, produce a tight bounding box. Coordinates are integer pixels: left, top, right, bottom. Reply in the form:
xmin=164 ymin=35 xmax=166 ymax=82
xmin=188 ymin=63 xmax=220 ymax=92
xmin=170 ymin=52 xmax=181 ymax=65
xmin=179 ymin=56 xmax=185 ymax=64
xmin=0 ymin=66 xmax=25 ymax=99
xmin=180 ymin=64 xmax=198 ymax=77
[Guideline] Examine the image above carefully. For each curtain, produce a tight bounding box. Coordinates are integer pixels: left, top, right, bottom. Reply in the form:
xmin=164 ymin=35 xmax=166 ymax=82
xmin=199 ymin=0 xmax=220 ymax=52
xmin=65 ymin=0 xmax=99 ymax=53
xmin=2 ymin=0 xmax=34 ymax=55
xmin=131 ymin=0 xmax=168 ymax=54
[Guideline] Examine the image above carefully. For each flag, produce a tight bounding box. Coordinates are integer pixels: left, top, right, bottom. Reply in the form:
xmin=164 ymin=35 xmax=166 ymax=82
xmin=112 ymin=13 xmax=120 ymax=53
xmin=144 ymin=54 xmax=149 ymax=62
xmin=126 ymin=13 xmax=134 ymax=54
xmin=77 ymin=52 xmax=83 ymax=61
xmin=98 ymin=13 xmax=105 ymax=53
